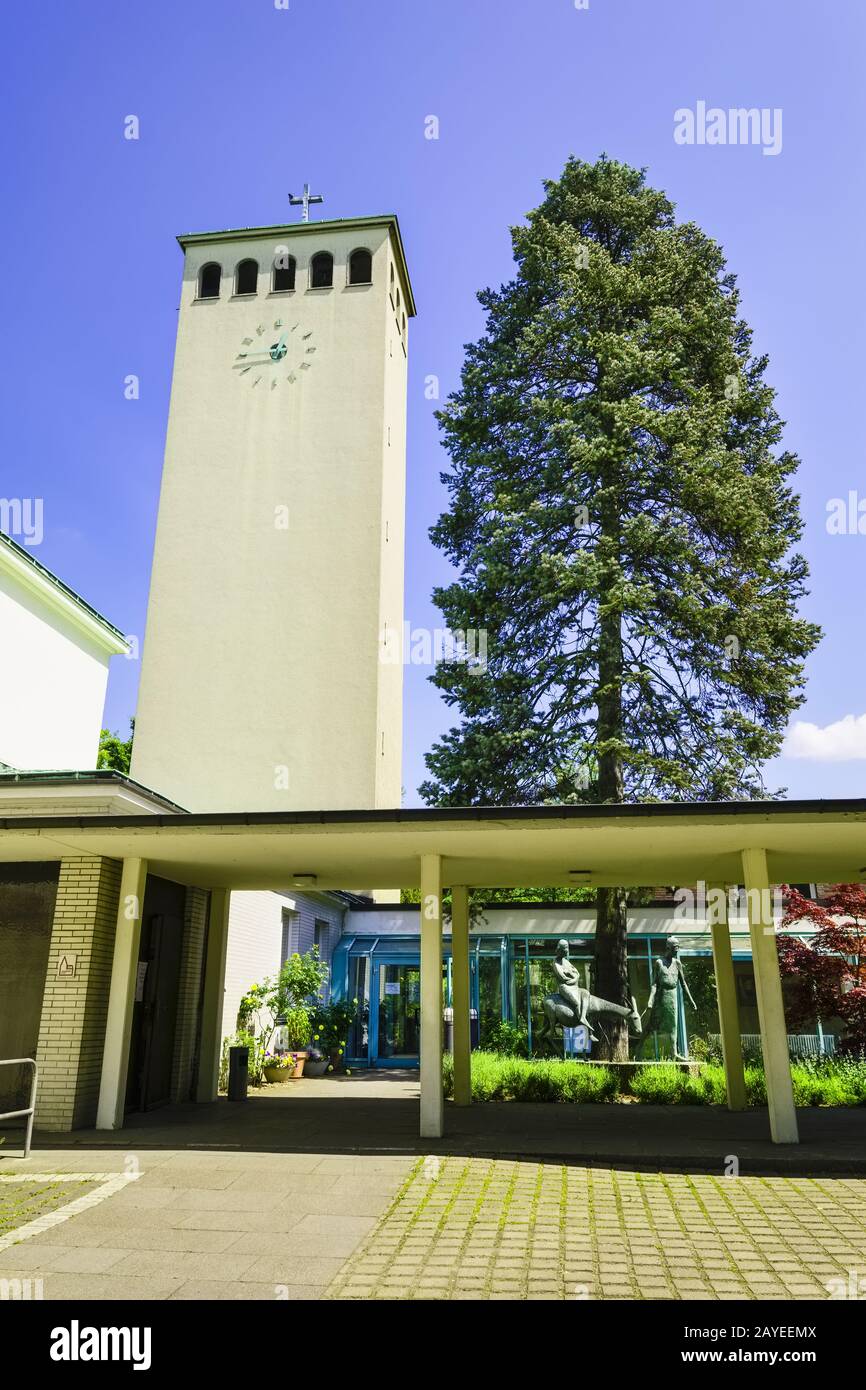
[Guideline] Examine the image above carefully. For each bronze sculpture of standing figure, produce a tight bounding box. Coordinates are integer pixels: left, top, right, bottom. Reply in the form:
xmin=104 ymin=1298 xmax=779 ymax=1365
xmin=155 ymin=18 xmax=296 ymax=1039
xmin=643 ymin=936 xmax=695 ymax=1060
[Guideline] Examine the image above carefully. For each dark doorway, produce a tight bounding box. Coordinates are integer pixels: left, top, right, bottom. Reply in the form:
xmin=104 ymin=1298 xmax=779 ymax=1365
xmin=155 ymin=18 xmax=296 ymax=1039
xmin=0 ymin=864 xmax=59 ymax=1112
xmin=125 ymin=876 xmax=185 ymax=1113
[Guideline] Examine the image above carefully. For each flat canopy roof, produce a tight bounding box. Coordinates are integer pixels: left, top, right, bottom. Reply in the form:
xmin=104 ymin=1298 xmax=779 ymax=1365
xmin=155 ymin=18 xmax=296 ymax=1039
xmin=1 ymin=800 xmax=865 ymax=891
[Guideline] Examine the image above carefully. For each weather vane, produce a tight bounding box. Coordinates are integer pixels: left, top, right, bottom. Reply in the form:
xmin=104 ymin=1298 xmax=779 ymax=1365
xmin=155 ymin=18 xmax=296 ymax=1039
xmin=289 ymin=183 xmax=324 ymax=223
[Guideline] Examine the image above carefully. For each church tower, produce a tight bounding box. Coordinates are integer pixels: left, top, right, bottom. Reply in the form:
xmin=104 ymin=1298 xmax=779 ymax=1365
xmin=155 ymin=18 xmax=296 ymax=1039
xmin=131 ymin=211 xmax=413 ymax=812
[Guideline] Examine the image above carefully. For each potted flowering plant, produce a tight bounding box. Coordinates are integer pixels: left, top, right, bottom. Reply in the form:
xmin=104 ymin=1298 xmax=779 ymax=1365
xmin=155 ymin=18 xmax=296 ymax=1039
xmin=262 ymin=1052 xmax=296 ymax=1083
xmin=311 ymin=998 xmax=359 ymax=1073
xmin=304 ymin=1045 xmax=329 ymax=1078
xmin=282 ymin=1007 xmax=312 ymax=1077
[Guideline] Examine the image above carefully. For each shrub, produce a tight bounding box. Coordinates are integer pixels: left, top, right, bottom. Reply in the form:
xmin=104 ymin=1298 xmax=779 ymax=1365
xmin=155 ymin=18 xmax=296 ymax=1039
xmin=628 ymin=1063 xmax=691 ymax=1105
xmin=445 ymin=1051 xmax=618 ymax=1103
xmin=743 ymin=1065 xmax=767 ymax=1106
xmin=219 ymin=1030 xmax=264 ymax=1090
xmin=484 ymin=1020 xmax=530 ymax=1056
xmin=443 ymin=1051 xmax=866 ymax=1107
xmin=236 ymin=948 xmax=329 ymax=1059
xmin=283 ymin=1007 xmax=312 ymax=1051
xmin=689 ymin=1036 xmax=723 ymax=1064
xmin=791 ymin=1057 xmax=866 ymax=1106
xmin=685 ymin=1064 xmax=728 ymax=1105
xmin=310 ymin=998 xmax=359 ymax=1054
xmin=444 ymin=1050 xmax=866 ymax=1106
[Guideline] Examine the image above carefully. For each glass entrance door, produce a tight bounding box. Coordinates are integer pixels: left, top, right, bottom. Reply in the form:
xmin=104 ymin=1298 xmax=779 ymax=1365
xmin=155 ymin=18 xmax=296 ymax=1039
xmin=375 ymin=963 xmax=421 ymax=1062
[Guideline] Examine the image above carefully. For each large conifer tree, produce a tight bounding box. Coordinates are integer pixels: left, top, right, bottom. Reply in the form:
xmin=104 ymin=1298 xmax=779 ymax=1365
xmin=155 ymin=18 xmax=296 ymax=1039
xmin=422 ymin=156 xmax=820 ymax=1058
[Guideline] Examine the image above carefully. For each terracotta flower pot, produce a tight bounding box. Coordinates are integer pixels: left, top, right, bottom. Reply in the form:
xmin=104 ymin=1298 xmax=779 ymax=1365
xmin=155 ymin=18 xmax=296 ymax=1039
xmin=290 ymin=1052 xmax=308 ymax=1078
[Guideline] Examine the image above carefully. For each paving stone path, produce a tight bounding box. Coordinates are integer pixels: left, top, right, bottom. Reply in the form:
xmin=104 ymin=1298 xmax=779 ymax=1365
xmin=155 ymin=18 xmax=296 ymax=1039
xmin=0 ymin=1149 xmax=413 ymax=1300
xmin=328 ymin=1157 xmax=866 ymax=1300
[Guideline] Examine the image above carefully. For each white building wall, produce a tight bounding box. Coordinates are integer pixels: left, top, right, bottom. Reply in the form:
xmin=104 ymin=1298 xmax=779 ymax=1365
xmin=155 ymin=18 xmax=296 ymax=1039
xmin=0 ymin=570 xmax=114 ymax=771
xmin=221 ymin=889 xmax=345 ymax=1045
xmin=221 ymin=892 xmax=285 ymax=1043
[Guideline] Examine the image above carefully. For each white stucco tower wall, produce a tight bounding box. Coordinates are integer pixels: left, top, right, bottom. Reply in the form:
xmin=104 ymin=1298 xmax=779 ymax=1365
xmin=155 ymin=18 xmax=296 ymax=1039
xmin=131 ymin=216 xmax=413 ymax=812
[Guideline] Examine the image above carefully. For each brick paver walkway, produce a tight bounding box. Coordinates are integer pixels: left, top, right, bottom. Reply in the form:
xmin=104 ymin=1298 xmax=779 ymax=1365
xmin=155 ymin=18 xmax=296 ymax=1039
xmin=328 ymin=1158 xmax=866 ymax=1300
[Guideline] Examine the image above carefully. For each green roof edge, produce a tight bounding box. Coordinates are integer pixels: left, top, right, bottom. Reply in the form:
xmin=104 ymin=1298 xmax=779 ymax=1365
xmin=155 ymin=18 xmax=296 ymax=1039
xmin=0 ymin=531 xmax=128 ymax=649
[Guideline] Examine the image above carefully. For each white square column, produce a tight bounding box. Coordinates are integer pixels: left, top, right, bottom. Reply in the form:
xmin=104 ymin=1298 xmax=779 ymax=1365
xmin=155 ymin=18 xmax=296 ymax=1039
xmin=708 ymin=884 xmax=746 ymax=1111
xmin=450 ymin=886 xmax=472 ymax=1106
xmin=96 ymin=857 xmax=148 ymax=1130
xmin=741 ymin=848 xmax=798 ymax=1143
xmin=419 ymin=854 xmax=444 ymax=1138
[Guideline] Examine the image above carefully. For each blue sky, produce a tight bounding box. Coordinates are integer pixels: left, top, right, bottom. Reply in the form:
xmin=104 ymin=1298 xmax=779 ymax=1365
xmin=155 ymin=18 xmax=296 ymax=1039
xmin=2 ymin=0 xmax=864 ymax=802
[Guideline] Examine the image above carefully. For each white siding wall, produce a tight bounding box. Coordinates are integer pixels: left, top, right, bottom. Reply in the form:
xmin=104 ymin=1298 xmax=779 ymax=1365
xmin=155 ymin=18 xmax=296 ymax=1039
xmin=0 ymin=569 xmax=113 ymax=770
xmin=221 ymin=890 xmax=345 ymax=1044
xmin=287 ymin=894 xmax=344 ymax=1002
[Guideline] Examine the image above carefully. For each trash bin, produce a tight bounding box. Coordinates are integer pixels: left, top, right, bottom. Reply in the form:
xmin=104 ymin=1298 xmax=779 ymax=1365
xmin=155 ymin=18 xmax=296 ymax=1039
xmin=228 ymin=1045 xmax=249 ymax=1102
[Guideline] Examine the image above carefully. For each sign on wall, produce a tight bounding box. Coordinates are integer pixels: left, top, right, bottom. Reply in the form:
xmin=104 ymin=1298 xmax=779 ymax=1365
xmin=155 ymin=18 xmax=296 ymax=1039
xmin=564 ymin=1025 xmax=591 ymax=1055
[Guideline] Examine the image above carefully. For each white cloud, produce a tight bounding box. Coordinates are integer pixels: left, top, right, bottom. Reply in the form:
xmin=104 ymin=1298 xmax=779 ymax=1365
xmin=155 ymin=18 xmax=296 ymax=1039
xmin=783 ymin=714 xmax=866 ymax=761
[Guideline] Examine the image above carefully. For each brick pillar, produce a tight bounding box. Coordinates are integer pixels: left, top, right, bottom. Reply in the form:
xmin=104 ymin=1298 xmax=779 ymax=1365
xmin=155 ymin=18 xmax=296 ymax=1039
xmin=170 ymin=887 xmax=209 ymax=1103
xmin=34 ymin=856 xmax=122 ymax=1131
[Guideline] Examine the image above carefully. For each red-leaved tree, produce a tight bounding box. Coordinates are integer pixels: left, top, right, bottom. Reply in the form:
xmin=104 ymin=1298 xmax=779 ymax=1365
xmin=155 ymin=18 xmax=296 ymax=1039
xmin=778 ymin=885 xmax=866 ymax=1054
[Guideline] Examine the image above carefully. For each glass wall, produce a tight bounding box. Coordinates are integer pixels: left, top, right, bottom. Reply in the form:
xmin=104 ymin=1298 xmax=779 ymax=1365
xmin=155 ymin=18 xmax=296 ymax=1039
xmin=477 ymin=950 xmax=503 ymax=1040
xmin=377 ymin=963 xmax=421 ymax=1060
xmin=338 ymin=935 xmax=761 ymax=1064
xmin=345 ymin=955 xmax=369 ymax=1060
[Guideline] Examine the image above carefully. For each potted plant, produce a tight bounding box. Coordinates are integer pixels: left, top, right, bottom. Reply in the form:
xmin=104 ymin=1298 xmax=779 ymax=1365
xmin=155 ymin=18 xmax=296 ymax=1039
xmin=311 ymin=998 xmax=359 ymax=1073
xmin=237 ymin=947 xmax=330 ymax=1081
xmin=304 ymin=1045 xmax=329 ymax=1078
xmin=283 ymin=1006 xmax=312 ymax=1076
xmin=262 ymin=1051 xmax=295 ymax=1084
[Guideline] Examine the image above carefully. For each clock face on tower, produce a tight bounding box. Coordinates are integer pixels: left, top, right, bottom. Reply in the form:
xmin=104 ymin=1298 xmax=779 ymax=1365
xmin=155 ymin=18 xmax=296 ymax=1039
xmin=232 ymin=318 xmax=317 ymax=389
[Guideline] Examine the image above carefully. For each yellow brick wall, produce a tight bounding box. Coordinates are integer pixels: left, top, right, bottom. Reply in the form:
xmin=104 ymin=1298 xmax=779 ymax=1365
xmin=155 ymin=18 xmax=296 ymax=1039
xmin=170 ymin=887 xmax=209 ymax=1102
xmin=34 ymin=856 xmax=121 ymax=1131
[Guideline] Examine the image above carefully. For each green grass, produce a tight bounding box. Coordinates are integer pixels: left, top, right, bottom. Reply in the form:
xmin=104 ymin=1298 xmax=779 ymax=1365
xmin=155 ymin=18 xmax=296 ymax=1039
xmin=443 ymin=1052 xmax=866 ymax=1107
xmin=0 ymin=1179 xmax=97 ymax=1238
xmin=790 ymin=1057 xmax=866 ymax=1106
xmin=444 ymin=1051 xmax=620 ymax=1103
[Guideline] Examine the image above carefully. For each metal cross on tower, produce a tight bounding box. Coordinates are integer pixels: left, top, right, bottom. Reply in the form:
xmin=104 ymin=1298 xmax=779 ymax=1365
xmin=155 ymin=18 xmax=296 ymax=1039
xmin=288 ymin=184 xmax=324 ymax=222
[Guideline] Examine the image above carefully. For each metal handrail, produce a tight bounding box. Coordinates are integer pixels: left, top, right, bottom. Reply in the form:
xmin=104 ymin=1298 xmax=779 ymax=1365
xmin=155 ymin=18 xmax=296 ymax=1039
xmin=0 ymin=1059 xmax=37 ymax=1159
